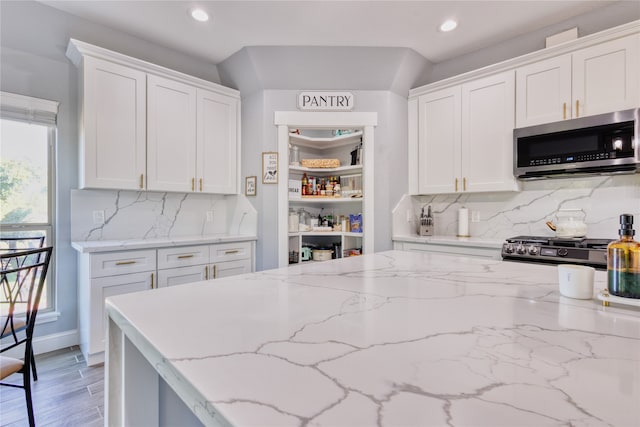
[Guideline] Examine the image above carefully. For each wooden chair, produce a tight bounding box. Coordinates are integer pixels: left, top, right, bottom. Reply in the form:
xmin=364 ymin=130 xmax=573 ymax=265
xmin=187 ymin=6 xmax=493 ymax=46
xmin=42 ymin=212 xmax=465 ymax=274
xmin=0 ymin=247 xmax=53 ymax=427
xmin=0 ymin=236 xmax=46 ymax=381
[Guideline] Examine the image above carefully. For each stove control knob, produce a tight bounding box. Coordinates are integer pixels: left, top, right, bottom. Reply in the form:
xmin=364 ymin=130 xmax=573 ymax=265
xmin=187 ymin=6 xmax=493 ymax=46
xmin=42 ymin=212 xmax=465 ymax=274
xmin=557 ymin=248 xmax=569 ymax=257
xmin=504 ymin=244 xmax=514 ymax=254
xmin=516 ymin=244 xmax=526 ymax=254
xmin=528 ymin=245 xmax=539 ymax=255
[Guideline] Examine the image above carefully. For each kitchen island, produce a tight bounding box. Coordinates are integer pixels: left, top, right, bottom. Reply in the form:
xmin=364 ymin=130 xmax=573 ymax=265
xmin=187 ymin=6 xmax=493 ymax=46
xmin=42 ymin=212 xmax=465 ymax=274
xmin=105 ymin=250 xmax=640 ymax=426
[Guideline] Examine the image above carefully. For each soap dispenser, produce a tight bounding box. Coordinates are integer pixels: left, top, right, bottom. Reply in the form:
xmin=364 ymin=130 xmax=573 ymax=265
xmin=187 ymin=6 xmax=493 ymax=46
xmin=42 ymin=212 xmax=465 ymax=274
xmin=607 ymin=214 xmax=640 ymax=299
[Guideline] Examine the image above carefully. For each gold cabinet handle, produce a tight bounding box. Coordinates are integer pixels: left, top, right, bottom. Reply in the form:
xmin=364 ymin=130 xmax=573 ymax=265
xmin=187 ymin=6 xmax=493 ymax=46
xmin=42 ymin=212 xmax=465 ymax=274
xmin=563 ymin=102 xmax=567 ymax=120
xmin=116 ymin=260 xmax=136 ymax=265
xmin=455 ymin=178 xmax=458 ymax=192
xmin=177 ymin=254 xmax=194 ymax=259
xmin=463 ymin=177 xmax=467 ymax=191
xmin=199 ymin=178 xmax=203 ymax=192
xmin=139 ymin=174 xmax=144 ymax=189
xmin=213 ymin=265 xmax=217 ymax=279
xmin=191 ymin=178 xmax=195 ymax=191
xmin=205 ymin=265 xmax=209 ymax=280
xmin=150 ymin=272 xmax=154 ymax=289
xmin=224 ymin=250 xmax=239 ymax=255
xmin=576 ymin=100 xmax=580 ymax=117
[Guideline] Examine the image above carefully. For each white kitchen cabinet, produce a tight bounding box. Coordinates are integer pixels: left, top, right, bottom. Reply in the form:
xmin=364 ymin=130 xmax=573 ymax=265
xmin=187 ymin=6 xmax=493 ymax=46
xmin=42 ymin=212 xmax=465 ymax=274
xmin=147 ymin=75 xmax=197 ymax=192
xmin=80 ymin=56 xmax=147 ymax=190
xmin=414 ymin=71 xmax=517 ymax=195
xmin=147 ymin=79 xmax=239 ymax=194
xmin=198 ymin=89 xmax=238 ymax=194
xmin=67 ymin=39 xmax=241 ymax=194
xmin=77 ymin=240 xmax=254 ymax=365
xmin=78 ymin=249 xmax=156 ymax=366
xmin=516 ymin=34 xmax=639 ymax=127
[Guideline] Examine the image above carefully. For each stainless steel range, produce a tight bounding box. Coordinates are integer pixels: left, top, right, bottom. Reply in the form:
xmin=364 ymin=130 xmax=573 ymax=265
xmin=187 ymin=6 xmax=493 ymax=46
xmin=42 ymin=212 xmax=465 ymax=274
xmin=501 ymin=236 xmax=613 ymax=269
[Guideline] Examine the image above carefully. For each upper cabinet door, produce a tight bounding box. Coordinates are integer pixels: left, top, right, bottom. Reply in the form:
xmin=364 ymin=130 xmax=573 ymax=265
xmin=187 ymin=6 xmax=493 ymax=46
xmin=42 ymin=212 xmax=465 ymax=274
xmin=515 ymin=55 xmax=572 ymax=128
xmin=461 ymin=71 xmax=517 ymax=193
xmin=147 ymin=75 xmax=197 ymax=192
xmin=417 ymin=87 xmax=461 ymax=194
xmin=572 ymin=34 xmax=640 ymax=118
xmin=82 ymin=57 xmax=146 ymax=190
xmin=197 ymin=89 xmax=238 ymax=194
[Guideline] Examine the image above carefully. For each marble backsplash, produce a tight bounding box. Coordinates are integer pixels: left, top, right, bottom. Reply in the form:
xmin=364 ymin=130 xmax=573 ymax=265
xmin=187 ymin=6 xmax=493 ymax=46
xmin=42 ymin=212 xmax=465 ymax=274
xmin=71 ymin=189 xmax=257 ymax=242
xmin=393 ymin=174 xmax=640 ymax=240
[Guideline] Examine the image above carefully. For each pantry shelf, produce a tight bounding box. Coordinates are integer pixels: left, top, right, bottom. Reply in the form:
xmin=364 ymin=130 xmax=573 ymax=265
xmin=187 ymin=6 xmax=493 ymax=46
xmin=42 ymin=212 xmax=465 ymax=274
xmin=289 ymin=130 xmax=362 ymax=149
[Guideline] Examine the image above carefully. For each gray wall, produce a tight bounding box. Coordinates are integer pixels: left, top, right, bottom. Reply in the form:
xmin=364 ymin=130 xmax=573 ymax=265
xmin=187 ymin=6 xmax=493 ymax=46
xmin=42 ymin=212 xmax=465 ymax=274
xmin=239 ymin=90 xmax=408 ymax=271
xmin=0 ymin=0 xmax=220 ymax=341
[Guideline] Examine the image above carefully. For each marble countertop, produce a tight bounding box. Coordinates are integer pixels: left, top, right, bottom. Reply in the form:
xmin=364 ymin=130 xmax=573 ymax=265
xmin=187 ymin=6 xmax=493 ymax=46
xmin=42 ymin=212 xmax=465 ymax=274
xmin=392 ymin=234 xmax=504 ymax=249
xmin=71 ymin=234 xmax=257 ymax=253
xmin=106 ymin=250 xmax=640 ymax=427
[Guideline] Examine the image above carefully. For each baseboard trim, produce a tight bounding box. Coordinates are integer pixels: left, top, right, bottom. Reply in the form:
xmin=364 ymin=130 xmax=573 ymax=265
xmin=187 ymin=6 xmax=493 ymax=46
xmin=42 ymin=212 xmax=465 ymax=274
xmin=1 ymin=329 xmax=79 ymax=358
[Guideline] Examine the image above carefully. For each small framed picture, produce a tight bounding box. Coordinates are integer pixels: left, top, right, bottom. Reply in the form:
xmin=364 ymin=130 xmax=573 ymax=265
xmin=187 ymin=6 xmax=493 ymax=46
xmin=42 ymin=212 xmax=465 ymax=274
xmin=262 ymin=152 xmax=278 ymax=184
xmin=245 ymin=176 xmax=257 ymax=196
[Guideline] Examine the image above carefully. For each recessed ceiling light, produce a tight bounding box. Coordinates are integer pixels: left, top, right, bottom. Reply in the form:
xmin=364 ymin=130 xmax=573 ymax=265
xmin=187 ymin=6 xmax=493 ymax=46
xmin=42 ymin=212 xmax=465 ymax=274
xmin=191 ymin=8 xmax=209 ymax=22
xmin=439 ymin=19 xmax=458 ymax=32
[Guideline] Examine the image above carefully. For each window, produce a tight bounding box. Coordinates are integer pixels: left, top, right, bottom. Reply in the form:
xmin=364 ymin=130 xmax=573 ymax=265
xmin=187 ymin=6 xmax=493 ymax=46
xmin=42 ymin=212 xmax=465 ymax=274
xmin=1 ymin=92 xmax=58 ymax=309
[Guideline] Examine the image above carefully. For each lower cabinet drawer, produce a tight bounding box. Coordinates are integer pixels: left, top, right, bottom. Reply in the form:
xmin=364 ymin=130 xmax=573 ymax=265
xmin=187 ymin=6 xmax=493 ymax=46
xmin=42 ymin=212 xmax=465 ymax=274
xmin=210 ymin=241 xmax=252 ymax=263
xmin=157 ymin=245 xmax=209 ymax=269
xmin=90 ymin=249 xmax=156 ymax=278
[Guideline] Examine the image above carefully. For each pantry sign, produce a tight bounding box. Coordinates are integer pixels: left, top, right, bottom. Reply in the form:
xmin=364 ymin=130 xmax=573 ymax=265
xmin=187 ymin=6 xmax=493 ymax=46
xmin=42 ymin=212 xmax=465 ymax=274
xmin=298 ymin=91 xmax=354 ymax=111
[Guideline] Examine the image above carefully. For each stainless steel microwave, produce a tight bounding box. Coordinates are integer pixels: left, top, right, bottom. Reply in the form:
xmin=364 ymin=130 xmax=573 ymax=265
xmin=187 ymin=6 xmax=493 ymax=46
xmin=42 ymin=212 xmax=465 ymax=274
xmin=514 ymin=108 xmax=639 ymax=180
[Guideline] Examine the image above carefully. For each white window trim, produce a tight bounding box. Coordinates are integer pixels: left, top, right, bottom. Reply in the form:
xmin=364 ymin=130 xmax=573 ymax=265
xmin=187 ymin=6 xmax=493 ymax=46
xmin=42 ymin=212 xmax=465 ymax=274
xmin=1 ymin=91 xmax=59 ymax=313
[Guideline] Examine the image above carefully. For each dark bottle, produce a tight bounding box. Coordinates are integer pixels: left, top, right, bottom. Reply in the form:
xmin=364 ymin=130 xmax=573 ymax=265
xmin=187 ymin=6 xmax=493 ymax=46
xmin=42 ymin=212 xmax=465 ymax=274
xmin=301 ymin=173 xmax=308 ymax=196
xmin=607 ymin=214 xmax=640 ymax=299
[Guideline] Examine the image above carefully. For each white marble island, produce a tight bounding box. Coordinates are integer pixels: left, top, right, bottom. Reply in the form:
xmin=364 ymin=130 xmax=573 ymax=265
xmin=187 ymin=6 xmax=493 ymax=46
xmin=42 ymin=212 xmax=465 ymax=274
xmin=105 ymin=250 xmax=640 ymax=427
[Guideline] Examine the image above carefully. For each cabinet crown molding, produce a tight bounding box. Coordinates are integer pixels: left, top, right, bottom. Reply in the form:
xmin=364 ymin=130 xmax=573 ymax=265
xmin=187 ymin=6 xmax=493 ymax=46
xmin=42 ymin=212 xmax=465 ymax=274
xmin=66 ymin=38 xmax=240 ymax=99
xmin=410 ymin=19 xmax=639 ymax=98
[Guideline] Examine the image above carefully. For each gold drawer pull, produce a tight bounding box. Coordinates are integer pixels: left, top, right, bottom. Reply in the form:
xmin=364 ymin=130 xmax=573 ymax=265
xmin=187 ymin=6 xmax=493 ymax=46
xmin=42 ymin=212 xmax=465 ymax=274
xmin=576 ymin=100 xmax=580 ymax=117
xmin=139 ymin=174 xmax=144 ymax=189
xmin=177 ymin=254 xmax=194 ymax=259
xmin=213 ymin=265 xmax=217 ymax=279
xmin=191 ymin=178 xmax=195 ymax=191
xmin=563 ymin=102 xmax=567 ymax=120
xmin=205 ymin=265 xmax=209 ymax=280
xmin=463 ymin=177 xmax=467 ymax=191
xmin=199 ymin=178 xmax=203 ymax=192
xmin=455 ymin=178 xmax=458 ymax=192
xmin=224 ymin=250 xmax=239 ymax=255
xmin=116 ymin=260 xmax=136 ymax=266
xmin=150 ymin=272 xmax=154 ymax=289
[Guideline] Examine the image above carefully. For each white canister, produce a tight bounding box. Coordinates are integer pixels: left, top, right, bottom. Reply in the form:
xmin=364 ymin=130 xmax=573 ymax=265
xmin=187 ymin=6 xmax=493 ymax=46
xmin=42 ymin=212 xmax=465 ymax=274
xmin=558 ymin=264 xmax=595 ymax=299
xmin=288 ymin=209 xmax=299 ymax=232
xmin=457 ymin=207 xmax=470 ymax=237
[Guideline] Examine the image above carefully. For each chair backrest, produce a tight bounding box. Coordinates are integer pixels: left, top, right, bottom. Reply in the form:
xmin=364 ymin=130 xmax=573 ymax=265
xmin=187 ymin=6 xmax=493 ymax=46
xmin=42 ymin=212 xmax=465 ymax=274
xmin=1 ymin=247 xmax=53 ymax=354
xmin=0 ymin=236 xmax=46 ymax=252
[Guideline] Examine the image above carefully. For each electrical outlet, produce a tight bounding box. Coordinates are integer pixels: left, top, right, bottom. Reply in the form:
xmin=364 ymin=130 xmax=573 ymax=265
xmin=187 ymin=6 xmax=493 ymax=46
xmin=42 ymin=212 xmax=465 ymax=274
xmin=471 ymin=210 xmax=481 ymax=223
xmin=206 ymin=211 xmax=214 ymax=222
xmin=92 ymin=210 xmax=105 ymax=225
xmin=406 ymin=210 xmax=413 ymax=222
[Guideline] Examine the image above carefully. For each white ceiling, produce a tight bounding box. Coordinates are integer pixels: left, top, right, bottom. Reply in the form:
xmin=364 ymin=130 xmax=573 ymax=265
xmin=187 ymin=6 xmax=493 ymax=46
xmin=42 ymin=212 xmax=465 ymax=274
xmin=39 ymin=0 xmax=617 ymax=65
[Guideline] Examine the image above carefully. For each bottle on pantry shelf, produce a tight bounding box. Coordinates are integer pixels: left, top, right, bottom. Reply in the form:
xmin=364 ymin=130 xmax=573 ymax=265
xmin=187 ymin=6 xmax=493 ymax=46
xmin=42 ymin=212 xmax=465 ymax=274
xmin=301 ymin=173 xmax=308 ymax=196
xmin=607 ymin=214 xmax=640 ymax=299
xmin=320 ymin=179 xmax=326 ymax=196
xmin=326 ymin=178 xmax=334 ymax=196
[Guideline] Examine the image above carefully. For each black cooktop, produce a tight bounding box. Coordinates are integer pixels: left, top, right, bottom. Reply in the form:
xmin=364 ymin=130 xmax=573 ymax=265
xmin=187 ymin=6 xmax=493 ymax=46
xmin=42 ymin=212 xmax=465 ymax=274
xmin=506 ymin=236 xmax=613 ymax=249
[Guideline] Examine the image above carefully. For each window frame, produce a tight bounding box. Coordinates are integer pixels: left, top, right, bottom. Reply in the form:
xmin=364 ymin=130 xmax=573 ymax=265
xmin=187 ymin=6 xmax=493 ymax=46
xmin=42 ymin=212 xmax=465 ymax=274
xmin=1 ymin=91 xmax=59 ymax=313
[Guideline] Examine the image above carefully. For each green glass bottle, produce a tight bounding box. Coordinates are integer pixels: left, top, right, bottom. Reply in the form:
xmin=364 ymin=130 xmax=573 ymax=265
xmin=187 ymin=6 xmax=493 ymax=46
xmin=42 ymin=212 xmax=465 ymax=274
xmin=607 ymin=214 xmax=640 ymax=299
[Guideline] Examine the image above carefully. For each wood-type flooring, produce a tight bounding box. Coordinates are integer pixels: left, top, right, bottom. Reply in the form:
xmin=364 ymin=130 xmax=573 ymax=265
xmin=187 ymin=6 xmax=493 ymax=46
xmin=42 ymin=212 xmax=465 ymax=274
xmin=0 ymin=346 xmax=104 ymax=426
